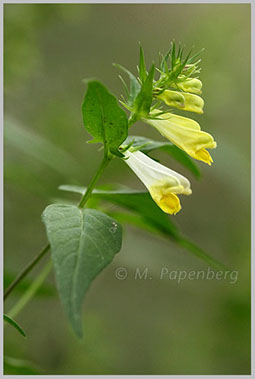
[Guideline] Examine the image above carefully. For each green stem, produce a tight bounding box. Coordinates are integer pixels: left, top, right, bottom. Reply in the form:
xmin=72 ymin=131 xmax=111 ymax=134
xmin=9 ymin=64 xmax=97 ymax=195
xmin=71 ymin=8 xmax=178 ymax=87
xmin=4 ymin=244 xmax=50 ymax=301
xmin=7 ymin=260 xmax=52 ymax=319
xmin=78 ymin=154 xmax=111 ymax=208
xmin=128 ymin=114 xmax=137 ymax=128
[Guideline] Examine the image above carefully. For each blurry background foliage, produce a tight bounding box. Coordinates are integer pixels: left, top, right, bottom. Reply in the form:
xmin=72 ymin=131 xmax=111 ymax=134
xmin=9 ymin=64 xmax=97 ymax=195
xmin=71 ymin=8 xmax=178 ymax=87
xmin=4 ymin=3 xmax=250 ymax=375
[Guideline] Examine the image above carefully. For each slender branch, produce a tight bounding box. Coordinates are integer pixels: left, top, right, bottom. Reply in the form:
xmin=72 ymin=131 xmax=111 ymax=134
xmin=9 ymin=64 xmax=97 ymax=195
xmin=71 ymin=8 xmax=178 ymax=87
xmin=78 ymin=154 xmax=111 ymax=208
xmin=4 ymin=244 xmax=50 ymax=301
xmin=177 ymin=236 xmax=230 ymax=271
xmin=7 ymin=260 xmax=52 ymax=319
xmin=4 ymin=153 xmax=111 ymax=302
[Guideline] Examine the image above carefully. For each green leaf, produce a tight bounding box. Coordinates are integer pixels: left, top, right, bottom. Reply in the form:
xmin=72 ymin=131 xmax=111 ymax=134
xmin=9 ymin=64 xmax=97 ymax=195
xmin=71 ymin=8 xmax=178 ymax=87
xmin=42 ymin=205 xmax=122 ymax=337
xmin=176 ymin=237 xmax=229 ymax=271
xmin=4 ymin=315 xmax=26 ymax=337
xmin=82 ymin=81 xmax=128 ymax=157
xmin=4 ymin=356 xmax=40 ymax=375
xmin=59 ymin=185 xmax=178 ymax=238
xmin=106 ymin=211 xmax=161 ymax=235
xmin=113 ymin=64 xmax=141 ymax=106
xmin=139 ymin=43 xmax=147 ymax=83
xmin=108 ymin=211 xmax=228 ymax=270
xmin=125 ymin=136 xmax=200 ymax=178
xmin=160 ymin=48 xmax=171 ymax=72
xmin=59 ymin=186 xmax=227 ymax=270
xmin=133 ymin=64 xmax=155 ymax=120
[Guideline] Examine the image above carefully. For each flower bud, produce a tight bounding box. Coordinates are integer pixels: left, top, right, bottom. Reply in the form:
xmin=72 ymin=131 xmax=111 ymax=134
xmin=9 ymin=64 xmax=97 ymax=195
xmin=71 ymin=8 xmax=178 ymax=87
xmin=174 ymin=78 xmax=203 ymax=95
xmin=157 ymin=90 xmax=204 ymax=114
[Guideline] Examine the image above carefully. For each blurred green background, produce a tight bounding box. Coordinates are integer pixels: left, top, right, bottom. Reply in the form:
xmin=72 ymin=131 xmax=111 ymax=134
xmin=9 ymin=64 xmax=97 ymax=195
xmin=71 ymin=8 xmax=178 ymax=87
xmin=4 ymin=3 xmax=250 ymax=375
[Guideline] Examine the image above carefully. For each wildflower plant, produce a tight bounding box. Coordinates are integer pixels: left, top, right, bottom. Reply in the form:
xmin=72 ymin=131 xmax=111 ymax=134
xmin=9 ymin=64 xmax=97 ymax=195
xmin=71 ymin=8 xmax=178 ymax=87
xmin=4 ymin=41 xmax=221 ymax=338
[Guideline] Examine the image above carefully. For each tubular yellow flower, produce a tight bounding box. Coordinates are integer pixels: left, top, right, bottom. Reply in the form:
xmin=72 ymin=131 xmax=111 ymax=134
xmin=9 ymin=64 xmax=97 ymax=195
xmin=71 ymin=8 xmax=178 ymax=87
xmin=124 ymin=149 xmax=191 ymax=215
xmin=173 ymin=78 xmax=203 ymax=95
xmin=143 ymin=110 xmax=217 ymax=165
xmin=157 ymin=89 xmax=204 ymax=114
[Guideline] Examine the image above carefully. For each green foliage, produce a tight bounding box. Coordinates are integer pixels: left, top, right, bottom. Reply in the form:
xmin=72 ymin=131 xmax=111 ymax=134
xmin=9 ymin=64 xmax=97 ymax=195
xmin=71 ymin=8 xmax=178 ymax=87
xmin=113 ymin=63 xmax=141 ymax=106
xmin=131 ymin=64 xmax=155 ymax=122
xmin=59 ymin=185 xmax=178 ymax=238
xmin=4 ymin=314 xmax=26 ymax=337
xmin=82 ymin=81 xmax=128 ymax=157
xmin=176 ymin=237 xmax=229 ymax=271
xmin=155 ymin=40 xmax=203 ymax=93
xmin=115 ymin=41 xmax=203 ymax=115
xmin=114 ymin=53 xmax=154 ymax=123
xmin=138 ymin=43 xmax=147 ymax=83
xmin=5 ymin=38 xmax=222 ymax=346
xmin=42 ymin=205 xmax=122 ymax=336
xmin=125 ymin=136 xmax=200 ymax=178
xmin=59 ymin=185 xmax=226 ymax=270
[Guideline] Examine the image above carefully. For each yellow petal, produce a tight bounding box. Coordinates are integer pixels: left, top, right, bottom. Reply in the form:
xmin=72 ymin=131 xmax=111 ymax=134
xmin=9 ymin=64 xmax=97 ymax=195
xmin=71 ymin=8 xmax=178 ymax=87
xmin=148 ymin=179 xmax=187 ymax=215
xmin=144 ymin=111 xmax=217 ymax=165
xmin=150 ymin=187 xmax=182 ymax=215
xmin=162 ymin=113 xmax=201 ymax=130
xmin=195 ymin=148 xmax=214 ymax=165
xmin=158 ymin=90 xmax=204 ymax=114
xmin=159 ymin=193 xmax=181 ymax=215
xmin=182 ymin=92 xmax=204 ymax=114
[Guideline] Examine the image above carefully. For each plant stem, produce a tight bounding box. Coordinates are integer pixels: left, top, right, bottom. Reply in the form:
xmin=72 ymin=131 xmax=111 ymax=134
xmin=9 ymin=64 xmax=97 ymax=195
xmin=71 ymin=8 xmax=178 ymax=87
xmin=8 ymin=260 xmax=52 ymax=319
xmin=4 ymin=154 xmax=111 ymax=302
xmin=4 ymin=244 xmax=50 ymax=301
xmin=128 ymin=114 xmax=137 ymax=128
xmin=78 ymin=154 xmax=110 ymax=208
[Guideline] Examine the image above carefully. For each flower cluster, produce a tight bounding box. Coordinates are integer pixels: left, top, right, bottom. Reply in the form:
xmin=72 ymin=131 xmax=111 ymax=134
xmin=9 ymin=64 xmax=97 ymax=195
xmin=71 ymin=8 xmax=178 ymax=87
xmin=117 ymin=42 xmax=217 ymax=215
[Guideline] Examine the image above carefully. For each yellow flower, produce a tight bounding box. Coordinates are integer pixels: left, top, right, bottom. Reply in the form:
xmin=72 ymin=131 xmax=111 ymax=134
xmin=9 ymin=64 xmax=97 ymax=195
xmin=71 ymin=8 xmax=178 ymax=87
xmin=157 ymin=89 xmax=204 ymax=114
xmin=124 ymin=149 xmax=191 ymax=215
xmin=143 ymin=110 xmax=217 ymax=165
xmin=173 ymin=78 xmax=203 ymax=95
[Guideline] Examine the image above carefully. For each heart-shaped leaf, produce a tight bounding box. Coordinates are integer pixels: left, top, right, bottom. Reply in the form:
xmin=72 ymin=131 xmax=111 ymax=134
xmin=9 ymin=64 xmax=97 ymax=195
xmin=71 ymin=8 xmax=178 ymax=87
xmin=42 ymin=205 xmax=122 ymax=337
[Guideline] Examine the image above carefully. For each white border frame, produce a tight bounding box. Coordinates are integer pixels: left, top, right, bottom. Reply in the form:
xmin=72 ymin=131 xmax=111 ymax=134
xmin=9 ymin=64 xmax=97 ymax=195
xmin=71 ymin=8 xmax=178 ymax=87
xmin=0 ymin=0 xmax=253 ymax=378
